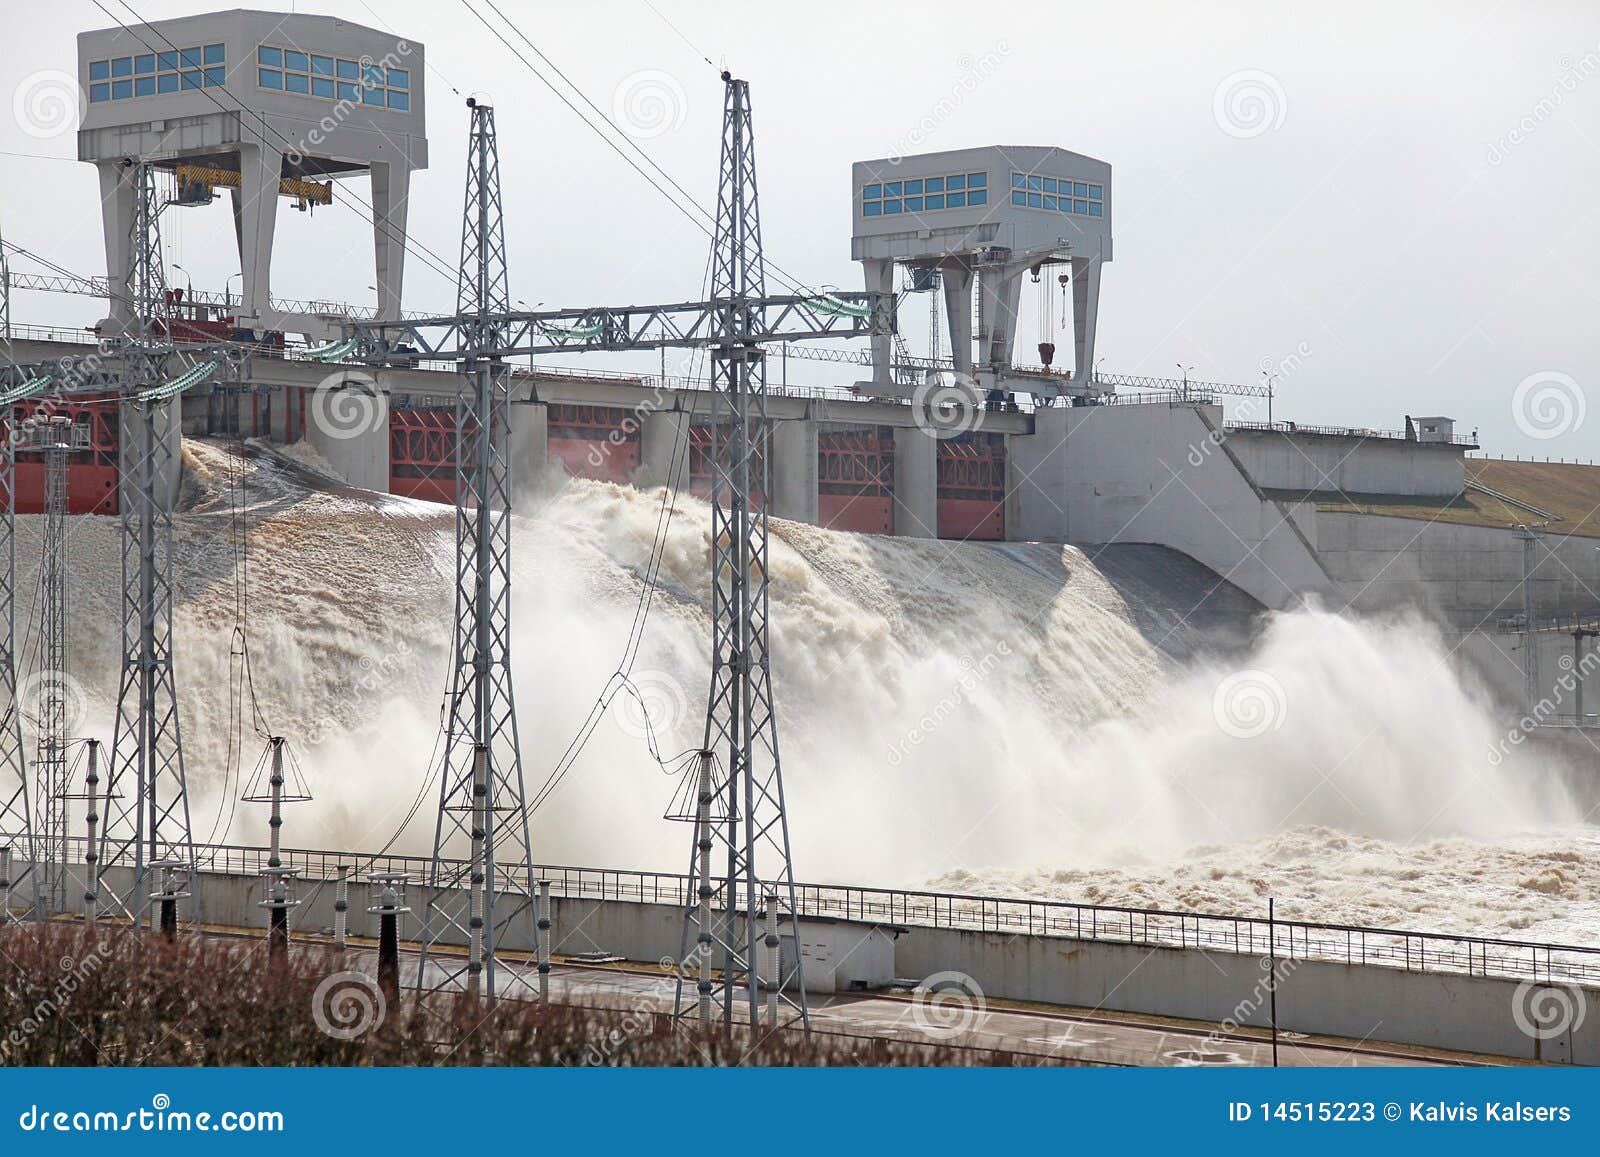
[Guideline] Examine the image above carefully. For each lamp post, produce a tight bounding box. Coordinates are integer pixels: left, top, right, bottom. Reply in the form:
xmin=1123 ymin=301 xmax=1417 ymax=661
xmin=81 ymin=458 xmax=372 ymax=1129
xmin=1176 ymin=363 xmax=1194 ymax=403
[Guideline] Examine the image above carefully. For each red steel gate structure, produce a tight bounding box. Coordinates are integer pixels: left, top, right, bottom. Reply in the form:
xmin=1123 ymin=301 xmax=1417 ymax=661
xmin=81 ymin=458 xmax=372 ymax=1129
xmin=818 ymin=425 xmax=894 ymax=535
xmin=9 ymin=398 xmax=120 ymax=516
xmin=937 ymin=431 xmax=1006 ymax=541
xmin=389 ymin=406 xmax=457 ymax=505
xmin=546 ymin=403 xmax=640 ymax=484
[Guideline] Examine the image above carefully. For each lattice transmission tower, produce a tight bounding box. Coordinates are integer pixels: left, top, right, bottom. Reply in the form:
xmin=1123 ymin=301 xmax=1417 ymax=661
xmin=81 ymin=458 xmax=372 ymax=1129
xmin=418 ymin=99 xmax=537 ymax=1002
xmin=99 ymin=161 xmax=203 ymax=930
xmin=674 ymin=74 xmax=809 ymax=1031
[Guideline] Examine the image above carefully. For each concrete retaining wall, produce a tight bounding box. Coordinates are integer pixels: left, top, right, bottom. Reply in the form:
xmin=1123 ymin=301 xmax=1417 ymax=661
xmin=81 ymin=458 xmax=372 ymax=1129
xmin=1226 ymin=429 xmax=1464 ymax=498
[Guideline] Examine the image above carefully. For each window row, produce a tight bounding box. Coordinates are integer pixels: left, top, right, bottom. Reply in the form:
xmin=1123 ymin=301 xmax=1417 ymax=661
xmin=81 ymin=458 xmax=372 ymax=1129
xmin=1009 ymin=172 xmax=1103 ymax=217
xmin=861 ymin=171 xmax=988 ymax=217
xmin=257 ymin=45 xmax=410 ymax=110
xmin=87 ymin=44 xmax=224 ymax=102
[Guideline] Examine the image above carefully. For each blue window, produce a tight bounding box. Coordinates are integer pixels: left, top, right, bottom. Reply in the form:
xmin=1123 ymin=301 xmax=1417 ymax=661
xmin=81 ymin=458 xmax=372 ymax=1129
xmin=284 ymin=50 xmax=308 ymax=72
xmin=181 ymin=70 xmax=201 ymax=89
xmin=967 ymin=172 xmax=986 ymax=188
xmin=947 ymin=173 xmax=965 ymax=190
xmin=905 ymin=196 xmax=922 ymax=211
xmin=90 ymin=60 xmax=109 ymax=80
xmin=337 ymin=81 xmax=359 ymax=101
xmin=1028 ymin=192 xmax=1043 ymax=207
xmin=1027 ymin=175 xmax=1042 ymax=192
xmin=204 ymin=67 xmax=224 ymax=87
xmin=180 ymin=47 xmax=201 ymax=68
xmin=158 ymin=72 xmax=180 ymax=93
xmin=134 ymin=54 xmax=155 ymax=74
xmin=204 ymin=43 xmax=224 ymax=65
xmin=1073 ymin=182 xmax=1087 ymax=197
xmin=111 ymin=79 xmax=132 ymax=99
xmin=1011 ymin=172 xmax=1024 ymax=188
xmin=883 ymin=181 xmax=900 ymax=196
xmin=863 ymin=201 xmax=882 ymax=217
xmin=883 ymin=199 xmax=902 ymax=214
xmin=159 ymin=51 xmax=179 ymax=70
xmin=1043 ymin=195 xmax=1057 ymax=211
xmin=387 ymin=90 xmax=409 ymax=110
xmin=89 ymin=82 xmax=110 ymax=102
xmin=259 ymin=46 xmax=281 ymax=67
xmin=362 ymin=86 xmax=384 ymax=104
xmin=1073 ymin=199 xmax=1087 ymax=213
xmin=1043 ymin=177 xmax=1057 ymax=194
xmin=134 ymin=75 xmax=155 ymax=96
xmin=1088 ymin=184 xmax=1102 ymax=198
xmin=336 ymin=58 xmax=358 ymax=79
xmin=311 ymin=76 xmax=335 ymax=98
xmin=946 ymin=191 xmax=965 ymax=208
xmin=362 ymin=64 xmax=384 ymax=86
xmin=1012 ymin=190 xmax=1026 ymax=206
xmin=1088 ymin=202 xmax=1102 ymax=217
xmin=111 ymin=57 xmax=133 ymax=77
xmin=925 ymin=176 xmax=943 ymax=193
xmin=863 ymin=183 xmax=881 ymax=199
xmin=284 ymin=71 xmax=309 ymax=94
xmin=924 ymin=193 xmax=944 ymax=210
xmin=968 ymin=189 xmax=987 ymax=206
xmin=904 ymin=178 xmax=922 ymax=195
xmin=387 ymin=68 xmax=408 ymax=88
xmin=311 ymin=55 xmax=334 ymax=75
xmin=259 ymin=68 xmax=283 ymax=89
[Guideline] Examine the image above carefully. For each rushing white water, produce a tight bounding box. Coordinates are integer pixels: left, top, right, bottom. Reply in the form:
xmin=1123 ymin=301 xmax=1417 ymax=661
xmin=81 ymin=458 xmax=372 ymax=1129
xmin=22 ymin=440 xmax=1596 ymax=942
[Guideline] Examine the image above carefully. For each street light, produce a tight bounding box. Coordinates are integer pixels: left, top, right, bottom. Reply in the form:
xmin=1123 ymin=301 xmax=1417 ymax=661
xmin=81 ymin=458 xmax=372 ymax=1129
xmin=1261 ymin=368 xmax=1278 ymax=425
xmin=1176 ymin=363 xmax=1194 ymax=403
xmin=171 ymin=262 xmax=194 ymax=308
xmin=224 ymin=272 xmax=241 ymax=312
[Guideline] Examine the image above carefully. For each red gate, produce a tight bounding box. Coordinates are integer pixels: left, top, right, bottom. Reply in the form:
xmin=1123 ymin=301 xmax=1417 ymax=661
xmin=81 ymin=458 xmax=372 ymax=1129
xmin=10 ymin=398 xmax=120 ymax=516
xmin=818 ymin=425 xmax=893 ymax=535
xmin=937 ymin=432 xmax=1005 ymax=541
xmin=688 ymin=424 xmax=766 ymax=508
xmin=388 ymin=407 xmax=457 ymax=505
xmin=547 ymin=403 xmax=640 ymax=484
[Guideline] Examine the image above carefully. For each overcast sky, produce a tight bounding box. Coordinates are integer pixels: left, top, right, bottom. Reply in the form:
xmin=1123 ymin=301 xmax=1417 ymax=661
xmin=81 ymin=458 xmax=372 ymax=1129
xmin=3 ymin=0 xmax=1597 ymax=457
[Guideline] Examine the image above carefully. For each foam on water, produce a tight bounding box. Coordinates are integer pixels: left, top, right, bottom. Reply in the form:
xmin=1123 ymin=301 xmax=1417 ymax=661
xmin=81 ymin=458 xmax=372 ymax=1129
xmin=23 ymin=441 xmax=1595 ymax=941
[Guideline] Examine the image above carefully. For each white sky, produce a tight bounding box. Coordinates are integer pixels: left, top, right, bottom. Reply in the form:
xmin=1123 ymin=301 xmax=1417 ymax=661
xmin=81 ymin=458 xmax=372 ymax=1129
xmin=2 ymin=0 xmax=1598 ymax=457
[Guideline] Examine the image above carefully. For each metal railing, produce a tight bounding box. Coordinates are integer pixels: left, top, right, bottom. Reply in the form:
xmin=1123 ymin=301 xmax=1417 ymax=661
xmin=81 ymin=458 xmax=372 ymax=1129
xmin=41 ymin=835 xmax=1600 ymax=988
xmin=1224 ymin=419 xmax=1479 ymax=447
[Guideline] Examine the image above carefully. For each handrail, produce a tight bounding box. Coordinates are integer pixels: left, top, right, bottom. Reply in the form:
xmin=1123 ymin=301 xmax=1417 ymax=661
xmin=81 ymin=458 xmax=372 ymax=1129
xmin=39 ymin=834 xmax=1600 ymax=986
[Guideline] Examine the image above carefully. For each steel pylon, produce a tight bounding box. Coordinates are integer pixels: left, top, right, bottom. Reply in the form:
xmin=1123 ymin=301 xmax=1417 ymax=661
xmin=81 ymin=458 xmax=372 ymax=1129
xmin=418 ymin=99 xmax=537 ymax=1002
xmin=99 ymin=162 xmax=202 ymax=931
xmin=0 ymin=227 xmax=37 ymax=921
xmin=674 ymin=74 xmax=809 ymax=1032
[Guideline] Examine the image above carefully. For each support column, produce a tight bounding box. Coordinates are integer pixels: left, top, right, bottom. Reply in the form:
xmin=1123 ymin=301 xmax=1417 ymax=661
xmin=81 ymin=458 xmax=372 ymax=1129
xmin=96 ymin=161 xmax=135 ymax=334
xmin=941 ymin=263 xmax=974 ymax=378
xmin=306 ymin=376 xmax=389 ymax=491
xmin=769 ymin=417 xmax=818 ymax=525
xmin=233 ymin=142 xmax=283 ymax=335
xmin=893 ymin=426 xmax=939 ymax=539
xmin=119 ymin=401 xmax=183 ymax=509
xmin=978 ymin=265 xmax=1023 ymax=372
xmin=370 ymin=161 xmax=410 ymax=322
xmin=1070 ymin=256 xmax=1103 ymax=385
xmin=862 ymin=258 xmax=895 ymax=389
xmin=639 ymin=407 xmax=692 ymax=491
xmin=508 ymin=400 xmax=548 ymax=504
